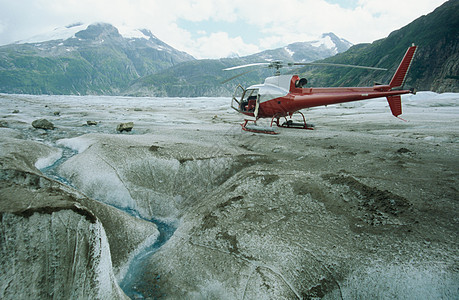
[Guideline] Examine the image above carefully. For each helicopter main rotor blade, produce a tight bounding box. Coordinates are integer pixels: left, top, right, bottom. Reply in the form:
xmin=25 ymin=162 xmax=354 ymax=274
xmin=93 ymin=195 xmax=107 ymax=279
xmin=289 ymin=62 xmax=387 ymax=71
xmin=221 ymin=60 xmax=386 ymax=83
xmin=220 ymin=69 xmax=257 ymax=84
xmin=223 ymin=62 xmax=270 ymax=71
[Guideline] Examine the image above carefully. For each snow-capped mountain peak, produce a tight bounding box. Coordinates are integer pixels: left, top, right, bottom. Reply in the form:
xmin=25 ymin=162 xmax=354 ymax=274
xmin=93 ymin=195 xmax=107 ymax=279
xmin=17 ymin=22 xmax=89 ymax=44
xmin=257 ymin=32 xmax=352 ymax=63
xmin=311 ymin=35 xmax=337 ymax=51
xmin=288 ymin=33 xmax=353 ymax=57
xmin=16 ymin=22 xmax=163 ymax=45
xmin=117 ymin=26 xmax=160 ymax=41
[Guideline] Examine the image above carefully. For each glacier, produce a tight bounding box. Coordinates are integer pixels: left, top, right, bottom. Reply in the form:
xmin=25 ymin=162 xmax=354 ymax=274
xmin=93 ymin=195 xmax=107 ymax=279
xmin=0 ymin=92 xmax=458 ymax=299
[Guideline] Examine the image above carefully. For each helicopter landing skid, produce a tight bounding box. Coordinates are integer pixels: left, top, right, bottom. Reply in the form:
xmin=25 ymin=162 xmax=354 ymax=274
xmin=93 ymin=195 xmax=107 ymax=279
xmin=280 ymin=120 xmax=314 ymax=130
xmin=272 ymin=112 xmax=314 ymax=130
xmin=241 ymin=119 xmax=279 ymax=135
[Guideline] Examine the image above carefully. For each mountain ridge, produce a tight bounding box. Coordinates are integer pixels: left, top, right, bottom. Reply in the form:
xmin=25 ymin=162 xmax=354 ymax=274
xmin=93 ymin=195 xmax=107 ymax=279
xmin=245 ymin=33 xmax=353 ymax=63
xmin=0 ymin=23 xmax=194 ymax=95
xmin=0 ymin=23 xmax=351 ymax=96
xmin=0 ymin=23 xmax=350 ymax=96
xmin=125 ymin=33 xmax=354 ymax=97
xmin=1 ymin=1 xmax=457 ymax=96
xmin=297 ymin=0 xmax=458 ymax=93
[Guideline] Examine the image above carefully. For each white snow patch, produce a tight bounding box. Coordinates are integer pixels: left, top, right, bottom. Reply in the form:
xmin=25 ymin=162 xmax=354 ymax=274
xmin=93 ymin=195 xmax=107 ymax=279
xmin=118 ymin=26 xmax=150 ymax=40
xmin=284 ymin=46 xmax=295 ymax=57
xmin=35 ymin=148 xmax=63 ymax=170
xmin=57 ymin=142 xmax=140 ymax=213
xmin=57 ymin=136 xmax=96 ymax=153
xmin=18 ymin=23 xmax=89 ymax=44
xmin=404 ymin=91 xmax=459 ymax=106
xmin=91 ymin=217 xmax=127 ymax=298
xmin=311 ymin=35 xmax=336 ymax=51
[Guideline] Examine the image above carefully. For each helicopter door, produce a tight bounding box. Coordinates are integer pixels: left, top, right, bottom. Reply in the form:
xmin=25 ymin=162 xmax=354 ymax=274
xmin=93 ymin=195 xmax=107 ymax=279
xmin=231 ymin=86 xmax=259 ymax=114
xmin=231 ymin=84 xmax=245 ymax=112
xmin=241 ymin=88 xmax=259 ymax=113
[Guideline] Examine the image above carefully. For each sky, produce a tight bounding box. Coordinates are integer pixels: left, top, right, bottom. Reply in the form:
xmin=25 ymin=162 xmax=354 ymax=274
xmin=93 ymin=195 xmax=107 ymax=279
xmin=0 ymin=0 xmax=448 ymax=59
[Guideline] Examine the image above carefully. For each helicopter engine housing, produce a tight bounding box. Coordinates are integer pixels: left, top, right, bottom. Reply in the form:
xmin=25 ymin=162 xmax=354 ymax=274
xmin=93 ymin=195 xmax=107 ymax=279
xmin=295 ymin=78 xmax=308 ymax=88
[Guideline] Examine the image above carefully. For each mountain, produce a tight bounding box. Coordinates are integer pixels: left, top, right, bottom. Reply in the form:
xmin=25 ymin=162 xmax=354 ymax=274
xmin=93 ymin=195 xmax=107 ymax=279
xmin=0 ymin=23 xmax=194 ymax=95
xmin=248 ymin=33 xmax=352 ymax=62
xmin=126 ymin=33 xmax=353 ymax=97
xmin=298 ymin=0 xmax=458 ymax=92
xmin=0 ymin=23 xmax=351 ymax=96
xmin=1 ymin=0 xmax=457 ymax=97
xmin=130 ymin=0 xmax=459 ymax=97
xmin=125 ymin=58 xmax=270 ymax=97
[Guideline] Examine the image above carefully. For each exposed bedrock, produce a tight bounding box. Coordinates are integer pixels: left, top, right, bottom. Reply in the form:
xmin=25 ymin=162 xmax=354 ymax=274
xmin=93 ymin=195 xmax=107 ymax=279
xmin=0 ymin=133 xmax=159 ymax=298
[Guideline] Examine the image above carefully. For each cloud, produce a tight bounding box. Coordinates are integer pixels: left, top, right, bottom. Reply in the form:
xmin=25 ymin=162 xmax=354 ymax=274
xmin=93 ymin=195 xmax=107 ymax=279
xmin=188 ymin=32 xmax=260 ymax=59
xmin=0 ymin=0 xmax=448 ymax=58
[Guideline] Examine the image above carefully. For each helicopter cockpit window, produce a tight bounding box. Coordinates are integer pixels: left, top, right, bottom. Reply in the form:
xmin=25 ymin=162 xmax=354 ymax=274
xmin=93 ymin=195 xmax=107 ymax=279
xmin=241 ymin=88 xmax=259 ymax=112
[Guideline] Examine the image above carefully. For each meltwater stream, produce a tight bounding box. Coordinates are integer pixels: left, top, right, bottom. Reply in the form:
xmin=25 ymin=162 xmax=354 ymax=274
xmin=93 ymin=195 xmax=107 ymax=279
xmin=40 ymin=142 xmax=177 ymax=299
xmin=19 ymin=96 xmax=232 ymax=299
xmin=119 ymin=217 xmax=176 ymax=299
xmin=40 ymin=146 xmax=77 ymax=188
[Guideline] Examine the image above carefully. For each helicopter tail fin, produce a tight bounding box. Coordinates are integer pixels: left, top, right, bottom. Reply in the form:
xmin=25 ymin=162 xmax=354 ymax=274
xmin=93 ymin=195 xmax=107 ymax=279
xmin=389 ymin=45 xmax=417 ymax=89
xmin=387 ymin=95 xmax=402 ymax=117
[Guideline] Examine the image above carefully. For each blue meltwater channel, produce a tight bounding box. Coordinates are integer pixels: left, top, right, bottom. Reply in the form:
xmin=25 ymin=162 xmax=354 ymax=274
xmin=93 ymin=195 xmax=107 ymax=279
xmin=119 ymin=214 xmax=177 ymax=299
xmin=40 ymin=145 xmax=177 ymax=299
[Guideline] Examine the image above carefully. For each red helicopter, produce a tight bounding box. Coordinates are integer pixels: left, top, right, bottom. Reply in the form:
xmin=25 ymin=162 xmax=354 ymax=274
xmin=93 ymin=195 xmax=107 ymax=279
xmin=224 ymin=45 xmax=417 ymax=134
